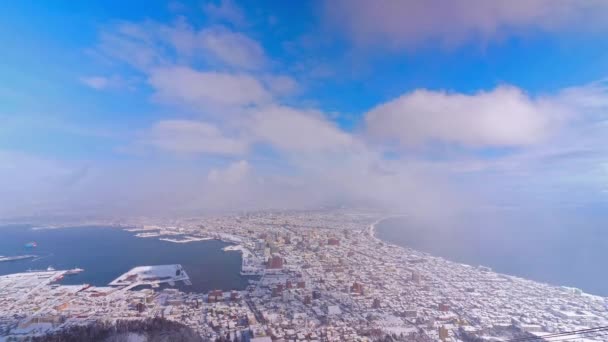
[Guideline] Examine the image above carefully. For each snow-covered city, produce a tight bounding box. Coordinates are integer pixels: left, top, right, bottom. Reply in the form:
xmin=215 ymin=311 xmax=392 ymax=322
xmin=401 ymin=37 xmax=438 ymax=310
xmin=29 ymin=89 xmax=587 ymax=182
xmin=2 ymin=210 xmax=607 ymax=341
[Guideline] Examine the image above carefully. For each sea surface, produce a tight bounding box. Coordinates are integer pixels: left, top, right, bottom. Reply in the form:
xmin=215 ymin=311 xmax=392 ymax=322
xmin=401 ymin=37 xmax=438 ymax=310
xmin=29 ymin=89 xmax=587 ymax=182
xmin=375 ymin=212 xmax=608 ymax=297
xmin=0 ymin=225 xmax=250 ymax=293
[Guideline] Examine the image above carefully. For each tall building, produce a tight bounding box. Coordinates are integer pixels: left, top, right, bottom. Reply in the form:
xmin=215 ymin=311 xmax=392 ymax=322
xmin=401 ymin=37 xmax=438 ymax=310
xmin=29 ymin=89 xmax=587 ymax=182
xmin=267 ymin=255 xmax=284 ymax=269
xmin=439 ymin=326 xmax=449 ymax=341
xmin=411 ymin=271 xmax=421 ymax=284
xmin=255 ymin=239 xmax=266 ymax=252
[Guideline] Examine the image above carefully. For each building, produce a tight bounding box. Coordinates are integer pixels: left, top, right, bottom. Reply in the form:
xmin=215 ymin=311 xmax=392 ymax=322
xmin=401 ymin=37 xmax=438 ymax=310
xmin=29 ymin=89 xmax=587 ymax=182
xmin=267 ymin=255 xmax=284 ymax=269
xmin=208 ymin=290 xmax=223 ymax=303
xmin=411 ymin=271 xmax=421 ymax=283
xmin=351 ymin=282 xmax=364 ymax=295
xmin=255 ymin=239 xmax=266 ymax=252
xmin=439 ymin=326 xmax=449 ymax=341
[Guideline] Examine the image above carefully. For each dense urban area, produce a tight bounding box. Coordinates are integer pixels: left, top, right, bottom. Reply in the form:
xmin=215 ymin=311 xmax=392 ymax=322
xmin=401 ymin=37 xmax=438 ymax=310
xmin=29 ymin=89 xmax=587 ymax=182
xmin=1 ymin=210 xmax=608 ymax=341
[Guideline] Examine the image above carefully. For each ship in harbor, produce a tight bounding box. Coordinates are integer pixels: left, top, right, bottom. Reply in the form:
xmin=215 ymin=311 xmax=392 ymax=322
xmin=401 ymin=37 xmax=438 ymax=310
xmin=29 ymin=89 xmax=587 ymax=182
xmin=24 ymin=241 xmax=37 ymax=248
xmin=65 ymin=268 xmax=84 ymax=275
xmin=0 ymin=255 xmax=37 ymax=263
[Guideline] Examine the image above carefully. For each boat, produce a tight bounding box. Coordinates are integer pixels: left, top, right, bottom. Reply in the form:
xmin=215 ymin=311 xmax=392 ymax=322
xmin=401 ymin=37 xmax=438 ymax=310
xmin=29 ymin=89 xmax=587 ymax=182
xmin=47 ymin=266 xmax=55 ymax=271
xmin=65 ymin=268 xmax=84 ymax=275
xmin=0 ymin=255 xmax=37 ymax=263
xmin=24 ymin=241 xmax=37 ymax=248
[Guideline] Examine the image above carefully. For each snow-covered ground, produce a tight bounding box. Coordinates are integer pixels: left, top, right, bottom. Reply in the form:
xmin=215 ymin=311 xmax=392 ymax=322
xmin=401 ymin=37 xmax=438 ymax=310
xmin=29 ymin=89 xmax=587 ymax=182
xmin=109 ymin=264 xmax=189 ymax=287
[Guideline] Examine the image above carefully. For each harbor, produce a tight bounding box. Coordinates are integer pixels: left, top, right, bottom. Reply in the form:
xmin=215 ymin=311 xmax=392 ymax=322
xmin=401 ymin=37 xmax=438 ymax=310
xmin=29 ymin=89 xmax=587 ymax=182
xmin=0 ymin=225 xmax=249 ymax=293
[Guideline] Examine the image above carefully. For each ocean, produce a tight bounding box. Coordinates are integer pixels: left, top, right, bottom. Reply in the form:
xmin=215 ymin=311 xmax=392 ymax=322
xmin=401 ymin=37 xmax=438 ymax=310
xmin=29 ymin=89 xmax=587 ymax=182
xmin=0 ymin=225 xmax=250 ymax=293
xmin=375 ymin=211 xmax=608 ymax=297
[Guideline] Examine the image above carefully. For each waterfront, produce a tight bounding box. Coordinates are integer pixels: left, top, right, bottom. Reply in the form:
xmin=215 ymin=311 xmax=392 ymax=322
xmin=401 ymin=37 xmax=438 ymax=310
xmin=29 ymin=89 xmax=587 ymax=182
xmin=3 ymin=210 xmax=608 ymax=341
xmin=375 ymin=213 xmax=608 ymax=296
xmin=0 ymin=225 xmax=249 ymax=293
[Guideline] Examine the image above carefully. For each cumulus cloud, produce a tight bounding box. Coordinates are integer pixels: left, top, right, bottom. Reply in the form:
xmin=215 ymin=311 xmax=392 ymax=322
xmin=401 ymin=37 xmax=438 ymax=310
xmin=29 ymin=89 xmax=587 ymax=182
xmin=137 ymin=104 xmax=353 ymax=156
xmin=251 ymin=105 xmax=353 ymax=153
xmin=149 ymin=66 xmax=272 ymax=108
xmin=324 ymin=0 xmax=608 ymax=49
xmin=95 ymin=18 xmax=296 ymax=115
xmin=200 ymin=27 xmax=266 ymax=69
xmin=141 ymin=119 xmax=248 ymax=155
xmin=365 ymin=86 xmax=569 ymax=147
xmin=96 ymin=19 xmax=266 ymax=72
xmin=263 ymin=75 xmax=300 ymax=96
xmin=12 ymin=3 xmax=605 ymax=224
xmin=407 ymin=82 xmax=608 ymax=209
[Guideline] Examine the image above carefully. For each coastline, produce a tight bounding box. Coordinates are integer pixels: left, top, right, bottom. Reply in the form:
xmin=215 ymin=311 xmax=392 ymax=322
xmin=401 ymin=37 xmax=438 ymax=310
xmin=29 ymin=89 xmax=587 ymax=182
xmin=371 ymin=214 xmax=606 ymax=298
xmin=368 ymin=214 xmax=407 ymax=244
xmin=126 ymin=227 xmax=262 ymax=277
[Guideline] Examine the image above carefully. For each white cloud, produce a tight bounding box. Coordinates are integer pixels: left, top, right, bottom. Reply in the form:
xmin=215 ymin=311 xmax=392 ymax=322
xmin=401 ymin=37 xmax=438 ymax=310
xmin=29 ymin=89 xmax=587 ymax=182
xmin=97 ymin=19 xmax=266 ymax=72
xmin=203 ymin=0 xmax=247 ymax=27
xmin=53 ymin=6 xmax=608 ymax=222
xmin=251 ymin=105 xmax=353 ymax=153
xmin=365 ymin=85 xmax=569 ymax=147
xmin=95 ymin=18 xmax=293 ymax=111
xmin=142 ymin=119 xmax=247 ymax=155
xmin=158 ymin=17 xmax=199 ymax=57
xmin=263 ymin=75 xmax=299 ymax=96
xmin=148 ymin=66 xmax=272 ymax=108
xmin=208 ymin=160 xmax=250 ymax=184
xmin=324 ymin=0 xmax=608 ymax=49
xmin=80 ymin=75 xmax=131 ymax=90
xmin=200 ymin=27 xmax=266 ymax=70
xmin=80 ymin=76 xmax=110 ymax=90
xmin=405 ymin=81 xmax=608 ymax=209
xmin=558 ymin=80 xmax=608 ymax=114
xmin=97 ymin=21 xmax=171 ymax=71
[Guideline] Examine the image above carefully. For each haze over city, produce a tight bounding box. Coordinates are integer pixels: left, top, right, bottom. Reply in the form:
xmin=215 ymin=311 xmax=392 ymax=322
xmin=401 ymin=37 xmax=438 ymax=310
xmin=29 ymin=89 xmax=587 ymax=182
xmin=2 ymin=1 xmax=608 ymax=341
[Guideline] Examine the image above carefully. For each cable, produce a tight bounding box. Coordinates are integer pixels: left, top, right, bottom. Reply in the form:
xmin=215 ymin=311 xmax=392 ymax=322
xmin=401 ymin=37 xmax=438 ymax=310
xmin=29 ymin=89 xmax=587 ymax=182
xmin=511 ymin=326 xmax=608 ymax=341
xmin=539 ymin=330 xmax=608 ymax=342
xmin=508 ymin=328 xmax=608 ymax=342
xmin=510 ymin=328 xmax=608 ymax=342
xmin=506 ymin=326 xmax=608 ymax=342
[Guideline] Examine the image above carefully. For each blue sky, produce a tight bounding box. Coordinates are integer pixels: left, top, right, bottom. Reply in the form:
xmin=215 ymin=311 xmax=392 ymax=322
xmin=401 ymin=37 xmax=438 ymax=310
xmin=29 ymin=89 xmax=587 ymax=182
xmin=1 ymin=0 xmax=608 ymax=218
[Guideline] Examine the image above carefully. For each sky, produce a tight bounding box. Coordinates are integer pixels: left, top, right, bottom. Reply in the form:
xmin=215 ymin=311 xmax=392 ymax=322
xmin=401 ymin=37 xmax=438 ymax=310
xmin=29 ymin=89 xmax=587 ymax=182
xmin=1 ymin=0 xmax=608 ymax=220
